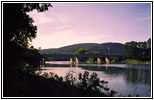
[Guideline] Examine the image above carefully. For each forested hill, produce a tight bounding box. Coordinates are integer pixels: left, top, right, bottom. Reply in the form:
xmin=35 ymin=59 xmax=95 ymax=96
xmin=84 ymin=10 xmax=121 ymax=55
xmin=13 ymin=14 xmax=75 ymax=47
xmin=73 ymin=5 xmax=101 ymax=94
xmin=39 ymin=43 xmax=127 ymax=55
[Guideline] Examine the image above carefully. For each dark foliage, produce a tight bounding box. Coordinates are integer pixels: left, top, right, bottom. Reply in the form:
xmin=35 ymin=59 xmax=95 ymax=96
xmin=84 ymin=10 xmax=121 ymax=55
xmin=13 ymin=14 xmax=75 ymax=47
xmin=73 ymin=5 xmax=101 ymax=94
xmin=3 ymin=3 xmax=52 ymax=70
xmin=123 ymin=38 xmax=151 ymax=60
xmin=4 ymin=70 xmax=115 ymax=97
xmin=3 ymin=3 xmax=52 ymax=97
xmin=64 ymin=71 xmax=117 ymax=96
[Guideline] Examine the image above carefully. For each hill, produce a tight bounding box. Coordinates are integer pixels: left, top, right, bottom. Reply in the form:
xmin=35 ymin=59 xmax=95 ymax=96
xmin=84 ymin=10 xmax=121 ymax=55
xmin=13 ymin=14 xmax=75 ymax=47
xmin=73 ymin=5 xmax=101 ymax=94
xmin=39 ymin=43 xmax=127 ymax=55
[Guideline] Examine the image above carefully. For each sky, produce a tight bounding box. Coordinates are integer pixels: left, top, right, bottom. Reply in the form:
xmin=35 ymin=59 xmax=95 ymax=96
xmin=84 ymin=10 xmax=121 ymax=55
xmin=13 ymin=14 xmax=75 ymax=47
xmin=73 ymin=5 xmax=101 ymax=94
xmin=28 ymin=3 xmax=151 ymax=49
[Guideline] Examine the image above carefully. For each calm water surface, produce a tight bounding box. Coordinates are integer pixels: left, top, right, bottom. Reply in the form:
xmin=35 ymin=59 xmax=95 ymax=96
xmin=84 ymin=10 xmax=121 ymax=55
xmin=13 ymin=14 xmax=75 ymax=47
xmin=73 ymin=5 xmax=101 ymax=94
xmin=39 ymin=61 xmax=151 ymax=97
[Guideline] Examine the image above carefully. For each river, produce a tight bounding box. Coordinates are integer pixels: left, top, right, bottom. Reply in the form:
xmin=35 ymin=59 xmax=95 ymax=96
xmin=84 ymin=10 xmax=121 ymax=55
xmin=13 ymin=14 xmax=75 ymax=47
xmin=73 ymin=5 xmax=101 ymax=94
xmin=38 ymin=61 xmax=151 ymax=97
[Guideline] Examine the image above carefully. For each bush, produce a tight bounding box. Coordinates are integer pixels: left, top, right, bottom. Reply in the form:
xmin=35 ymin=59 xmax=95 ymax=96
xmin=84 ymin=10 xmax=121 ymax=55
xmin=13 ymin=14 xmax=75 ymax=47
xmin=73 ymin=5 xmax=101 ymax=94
xmin=86 ymin=58 xmax=94 ymax=64
xmin=111 ymin=57 xmax=119 ymax=64
xmin=38 ymin=71 xmax=117 ymax=96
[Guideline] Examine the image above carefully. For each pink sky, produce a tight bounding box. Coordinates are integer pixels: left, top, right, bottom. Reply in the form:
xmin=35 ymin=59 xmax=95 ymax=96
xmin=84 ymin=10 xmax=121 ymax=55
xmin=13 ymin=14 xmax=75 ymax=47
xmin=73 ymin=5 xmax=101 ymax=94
xmin=28 ymin=3 xmax=151 ymax=49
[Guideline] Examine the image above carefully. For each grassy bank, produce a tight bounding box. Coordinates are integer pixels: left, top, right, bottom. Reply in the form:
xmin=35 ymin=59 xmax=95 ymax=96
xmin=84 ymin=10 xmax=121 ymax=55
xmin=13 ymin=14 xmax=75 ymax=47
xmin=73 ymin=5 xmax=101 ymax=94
xmin=124 ymin=59 xmax=151 ymax=64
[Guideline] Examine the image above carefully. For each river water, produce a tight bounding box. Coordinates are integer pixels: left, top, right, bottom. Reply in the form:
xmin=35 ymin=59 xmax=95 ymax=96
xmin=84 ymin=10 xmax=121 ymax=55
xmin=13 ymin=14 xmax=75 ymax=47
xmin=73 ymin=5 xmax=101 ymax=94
xmin=38 ymin=61 xmax=151 ymax=97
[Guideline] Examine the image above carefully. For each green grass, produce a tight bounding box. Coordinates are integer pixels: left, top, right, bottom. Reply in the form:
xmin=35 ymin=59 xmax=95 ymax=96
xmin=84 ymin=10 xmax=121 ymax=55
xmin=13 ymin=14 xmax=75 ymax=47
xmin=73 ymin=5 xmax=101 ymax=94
xmin=125 ymin=59 xmax=151 ymax=64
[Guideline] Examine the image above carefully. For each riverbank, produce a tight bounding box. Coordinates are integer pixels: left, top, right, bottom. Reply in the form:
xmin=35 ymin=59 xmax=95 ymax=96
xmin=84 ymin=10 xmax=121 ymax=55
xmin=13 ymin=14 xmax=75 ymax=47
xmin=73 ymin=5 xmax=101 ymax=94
xmin=84 ymin=58 xmax=151 ymax=64
xmin=122 ymin=59 xmax=151 ymax=64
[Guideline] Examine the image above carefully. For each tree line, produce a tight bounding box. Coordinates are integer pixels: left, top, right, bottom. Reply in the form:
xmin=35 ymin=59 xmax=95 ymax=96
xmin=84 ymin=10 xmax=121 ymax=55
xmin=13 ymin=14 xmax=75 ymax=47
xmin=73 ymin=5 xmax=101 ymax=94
xmin=123 ymin=38 xmax=151 ymax=61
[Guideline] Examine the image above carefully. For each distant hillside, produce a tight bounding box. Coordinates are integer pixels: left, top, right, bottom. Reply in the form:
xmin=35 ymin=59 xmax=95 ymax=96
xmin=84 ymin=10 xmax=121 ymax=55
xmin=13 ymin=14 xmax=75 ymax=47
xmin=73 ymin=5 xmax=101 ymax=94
xmin=39 ymin=43 xmax=127 ymax=55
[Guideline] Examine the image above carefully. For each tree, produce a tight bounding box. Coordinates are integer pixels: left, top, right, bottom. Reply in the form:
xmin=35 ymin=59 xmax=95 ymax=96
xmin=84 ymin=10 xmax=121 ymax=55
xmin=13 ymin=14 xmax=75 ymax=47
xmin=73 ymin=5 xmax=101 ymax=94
xmin=4 ymin=3 xmax=52 ymax=48
xmin=3 ymin=3 xmax=52 ymax=96
xmin=123 ymin=38 xmax=151 ymax=60
xmin=3 ymin=3 xmax=52 ymax=70
xmin=123 ymin=41 xmax=138 ymax=58
xmin=147 ymin=38 xmax=151 ymax=49
xmin=146 ymin=38 xmax=151 ymax=60
xmin=73 ymin=48 xmax=88 ymax=55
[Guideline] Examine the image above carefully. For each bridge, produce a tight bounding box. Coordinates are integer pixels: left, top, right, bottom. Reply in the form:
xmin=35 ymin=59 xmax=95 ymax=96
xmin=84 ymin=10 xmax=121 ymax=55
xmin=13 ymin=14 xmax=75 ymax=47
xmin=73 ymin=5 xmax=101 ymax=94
xmin=40 ymin=54 xmax=127 ymax=66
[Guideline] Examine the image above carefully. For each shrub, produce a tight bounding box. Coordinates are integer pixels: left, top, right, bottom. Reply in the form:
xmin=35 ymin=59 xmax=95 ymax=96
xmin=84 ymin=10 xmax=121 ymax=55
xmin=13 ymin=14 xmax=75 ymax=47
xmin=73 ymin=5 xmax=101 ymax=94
xmin=39 ymin=71 xmax=117 ymax=96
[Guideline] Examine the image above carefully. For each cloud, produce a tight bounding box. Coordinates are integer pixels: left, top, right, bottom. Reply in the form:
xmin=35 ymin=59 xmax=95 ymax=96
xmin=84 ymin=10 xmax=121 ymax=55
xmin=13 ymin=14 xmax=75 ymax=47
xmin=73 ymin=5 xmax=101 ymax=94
xmin=51 ymin=12 xmax=70 ymax=23
xmin=28 ymin=11 xmax=54 ymax=25
xmin=29 ymin=10 xmax=70 ymax=25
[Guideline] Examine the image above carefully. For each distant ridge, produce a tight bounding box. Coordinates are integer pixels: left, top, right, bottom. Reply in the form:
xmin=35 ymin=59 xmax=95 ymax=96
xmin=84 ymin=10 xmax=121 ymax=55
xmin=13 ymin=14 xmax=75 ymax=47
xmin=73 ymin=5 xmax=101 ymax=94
xmin=39 ymin=42 xmax=127 ymax=55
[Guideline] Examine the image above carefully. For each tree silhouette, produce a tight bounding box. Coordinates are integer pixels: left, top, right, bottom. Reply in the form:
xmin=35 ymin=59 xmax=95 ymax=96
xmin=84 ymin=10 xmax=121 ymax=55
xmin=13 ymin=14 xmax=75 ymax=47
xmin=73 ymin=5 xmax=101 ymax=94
xmin=3 ymin=3 xmax=52 ymax=70
xmin=4 ymin=3 xmax=52 ymax=48
xmin=123 ymin=38 xmax=151 ymax=60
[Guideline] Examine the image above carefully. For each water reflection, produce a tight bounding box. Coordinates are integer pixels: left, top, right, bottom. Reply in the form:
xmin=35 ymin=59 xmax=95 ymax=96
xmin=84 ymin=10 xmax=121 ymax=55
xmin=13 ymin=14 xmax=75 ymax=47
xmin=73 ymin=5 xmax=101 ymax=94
xmin=97 ymin=64 xmax=101 ymax=69
xmin=105 ymin=65 xmax=109 ymax=71
xmin=69 ymin=63 xmax=78 ymax=68
xmin=80 ymin=65 xmax=150 ymax=84
xmin=97 ymin=64 xmax=108 ymax=71
xmin=70 ymin=63 xmax=73 ymax=67
xmin=76 ymin=64 xmax=78 ymax=68
xmin=125 ymin=68 xmax=151 ymax=84
xmin=43 ymin=62 xmax=151 ymax=97
xmin=46 ymin=63 xmax=151 ymax=84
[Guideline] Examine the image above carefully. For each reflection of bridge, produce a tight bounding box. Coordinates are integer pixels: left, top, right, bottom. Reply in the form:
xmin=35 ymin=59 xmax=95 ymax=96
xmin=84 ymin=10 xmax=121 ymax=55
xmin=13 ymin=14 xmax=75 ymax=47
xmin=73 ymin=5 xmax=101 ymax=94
xmin=41 ymin=54 xmax=126 ymax=64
